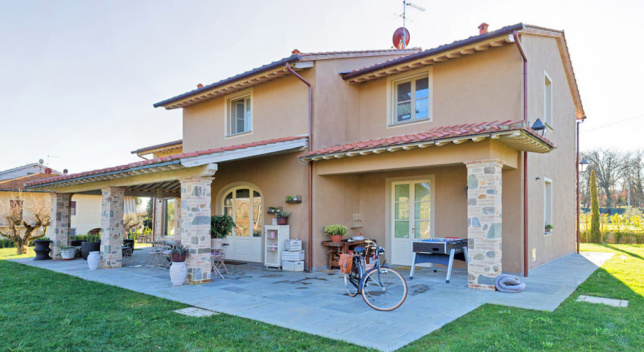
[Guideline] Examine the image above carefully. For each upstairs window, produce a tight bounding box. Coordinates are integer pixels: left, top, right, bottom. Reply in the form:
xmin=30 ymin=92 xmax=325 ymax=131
xmin=392 ymin=74 xmax=430 ymax=125
xmin=228 ymin=94 xmax=252 ymax=136
xmin=544 ymin=72 xmax=553 ymax=127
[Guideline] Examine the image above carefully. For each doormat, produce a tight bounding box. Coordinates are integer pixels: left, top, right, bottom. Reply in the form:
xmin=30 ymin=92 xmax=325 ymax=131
xmin=224 ymin=260 xmax=247 ymax=265
xmin=174 ymin=307 xmax=219 ymax=317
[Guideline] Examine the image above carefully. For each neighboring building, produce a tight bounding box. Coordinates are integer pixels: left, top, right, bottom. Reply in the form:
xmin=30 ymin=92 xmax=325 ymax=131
xmin=26 ymin=23 xmax=584 ymax=290
xmin=0 ymin=162 xmax=62 ymax=181
xmin=131 ymin=140 xmax=183 ymax=159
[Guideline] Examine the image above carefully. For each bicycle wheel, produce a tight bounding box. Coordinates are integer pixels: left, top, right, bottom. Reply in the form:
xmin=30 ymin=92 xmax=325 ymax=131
xmin=344 ymin=260 xmax=360 ymax=297
xmin=361 ymin=267 xmax=408 ymax=311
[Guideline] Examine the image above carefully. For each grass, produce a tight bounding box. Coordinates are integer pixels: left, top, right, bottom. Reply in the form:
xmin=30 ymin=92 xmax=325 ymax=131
xmin=399 ymin=244 xmax=644 ymax=351
xmin=1 ymin=245 xmax=642 ymax=351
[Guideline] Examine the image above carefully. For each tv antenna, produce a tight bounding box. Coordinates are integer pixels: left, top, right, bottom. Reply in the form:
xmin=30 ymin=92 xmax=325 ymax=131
xmin=46 ymin=155 xmax=59 ymax=166
xmin=393 ymin=1 xmax=426 ymax=49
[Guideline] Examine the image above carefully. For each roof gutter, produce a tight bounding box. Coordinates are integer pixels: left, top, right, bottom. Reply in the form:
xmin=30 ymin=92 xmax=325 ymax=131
xmin=341 ymin=23 xmax=525 ymax=80
xmin=153 ymin=55 xmax=302 ymax=108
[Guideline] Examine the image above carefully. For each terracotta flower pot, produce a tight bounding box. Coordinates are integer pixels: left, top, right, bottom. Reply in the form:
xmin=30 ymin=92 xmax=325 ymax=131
xmin=277 ymin=217 xmax=288 ymax=225
xmin=331 ymin=235 xmax=342 ymax=243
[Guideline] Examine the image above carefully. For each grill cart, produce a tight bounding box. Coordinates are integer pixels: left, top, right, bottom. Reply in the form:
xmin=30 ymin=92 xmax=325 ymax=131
xmin=410 ymin=237 xmax=468 ymax=283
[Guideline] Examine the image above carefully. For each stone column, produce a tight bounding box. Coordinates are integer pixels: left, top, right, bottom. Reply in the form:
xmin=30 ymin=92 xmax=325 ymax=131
xmin=153 ymin=189 xmax=164 ymax=240
xmin=465 ymin=160 xmax=503 ymax=290
xmin=180 ymin=176 xmax=213 ymax=284
xmin=50 ymin=193 xmax=72 ymax=260
xmin=174 ymin=197 xmax=181 ymax=236
xmin=100 ymin=187 xmax=125 ymax=269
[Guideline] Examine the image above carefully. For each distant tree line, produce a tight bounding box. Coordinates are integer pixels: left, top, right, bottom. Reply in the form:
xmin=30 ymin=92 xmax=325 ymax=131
xmin=581 ymin=149 xmax=644 ymax=209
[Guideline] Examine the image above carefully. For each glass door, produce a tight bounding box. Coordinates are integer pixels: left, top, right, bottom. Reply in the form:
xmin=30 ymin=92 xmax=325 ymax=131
xmin=222 ymin=187 xmax=263 ymax=262
xmin=391 ymin=180 xmax=432 ymax=265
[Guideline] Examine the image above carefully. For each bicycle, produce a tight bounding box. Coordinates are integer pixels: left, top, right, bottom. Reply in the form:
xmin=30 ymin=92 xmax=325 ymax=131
xmin=343 ymin=240 xmax=408 ymax=311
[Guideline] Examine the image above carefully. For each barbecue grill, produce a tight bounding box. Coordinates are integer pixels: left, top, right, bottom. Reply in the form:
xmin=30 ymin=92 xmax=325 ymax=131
xmin=410 ymin=237 xmax=468 ymax=283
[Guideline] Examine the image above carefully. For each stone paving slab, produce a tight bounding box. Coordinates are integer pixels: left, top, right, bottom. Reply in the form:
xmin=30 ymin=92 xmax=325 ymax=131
xmin=11 ymin=251 xmax=612 ymax=352
xmin=577 ymin=295 xmax=629 ymax=307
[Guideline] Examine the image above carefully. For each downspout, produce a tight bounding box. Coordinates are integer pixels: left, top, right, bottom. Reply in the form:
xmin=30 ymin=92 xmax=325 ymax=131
xmin=513 ymin=30 xmax=530 ymax=277
xmin=576 ymin=121 xmax=580 ymax=254
xmin=285 ymin=63 xmax=314 ymax=272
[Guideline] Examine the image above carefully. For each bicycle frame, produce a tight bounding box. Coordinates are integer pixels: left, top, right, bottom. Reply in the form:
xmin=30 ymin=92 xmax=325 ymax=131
xmin=349 ymin=245 xmax=389 ymax=293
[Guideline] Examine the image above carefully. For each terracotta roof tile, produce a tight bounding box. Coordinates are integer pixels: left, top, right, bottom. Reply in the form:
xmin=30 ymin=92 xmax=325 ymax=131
xmin=26 ymin=136 xmax=308 ymax=188
xmin=0 ymin=173 xmax=59 ymax=191
xmin=302 ymin=120 xmax=554 ymax=157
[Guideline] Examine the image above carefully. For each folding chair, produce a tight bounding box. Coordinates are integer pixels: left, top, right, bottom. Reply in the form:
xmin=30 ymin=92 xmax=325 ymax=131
xmin=212 ymin=247 xmax=228 ymax=274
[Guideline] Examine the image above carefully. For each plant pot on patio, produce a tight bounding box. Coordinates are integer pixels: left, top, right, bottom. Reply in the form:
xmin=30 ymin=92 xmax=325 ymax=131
xmin=331 ymin=235 xmax=343 ymax=243
xmin=70 ymin=240 xmax=83 ymax=247
xmin=87 ymin=251 xmax=100 ymax=270
xmin=324 ymin=224 xmax=348 ymax=243
xmin=61 ymin=246 xmax=77 ymax=261
xmin=81 ymin=241 xmax=101 ymax=260
xmin=33 ymin=240 xmax=52 ymax=260
xmin=169 ymin=244 xmax=188 ymax=286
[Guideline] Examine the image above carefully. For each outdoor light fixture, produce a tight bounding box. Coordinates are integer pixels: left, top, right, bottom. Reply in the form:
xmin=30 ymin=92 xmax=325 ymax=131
xmin=531 ymin=118 xmax=546 ymax=136
xmin=579 ymin=158 xmax=589 ymax=172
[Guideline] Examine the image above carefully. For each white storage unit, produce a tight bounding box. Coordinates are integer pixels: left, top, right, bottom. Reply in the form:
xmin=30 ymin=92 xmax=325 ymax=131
xmin=284 ymin=239 xmax=302 ymax=251
xmin=282 ymin=250 xmax=305 ymax=261
xmin=282 ymin=260 xmax=304 ymax=272
xmin=264 ymin=225 xmax=290 ymax=269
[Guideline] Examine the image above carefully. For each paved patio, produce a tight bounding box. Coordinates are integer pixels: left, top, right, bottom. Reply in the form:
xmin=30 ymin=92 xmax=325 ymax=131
xmin=12 ymin=250 xmax=613 ymax=351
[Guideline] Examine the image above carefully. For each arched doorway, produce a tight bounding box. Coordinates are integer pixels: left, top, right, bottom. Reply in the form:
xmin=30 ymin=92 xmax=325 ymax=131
xmin=220 ymin=185 xmax=263 ymax=262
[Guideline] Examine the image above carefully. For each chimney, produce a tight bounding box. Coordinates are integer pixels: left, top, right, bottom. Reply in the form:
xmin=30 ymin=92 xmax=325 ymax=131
xmin=291 ymin=49 xmax=300 ymax=55
xmin=63 ymin=169 xmax=68 ymax=175
xmin=478 ymin=23 xmax=489 ymax=35
xmin=197 ymin=83 xmax=204 ymax=89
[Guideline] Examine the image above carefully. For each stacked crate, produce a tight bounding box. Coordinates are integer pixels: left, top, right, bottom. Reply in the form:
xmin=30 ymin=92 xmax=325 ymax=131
xmin=282 ymin=239 xmax=304 ymax=271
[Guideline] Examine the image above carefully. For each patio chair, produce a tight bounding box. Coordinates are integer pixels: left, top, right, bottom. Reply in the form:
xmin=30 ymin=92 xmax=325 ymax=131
xmin=212 ymin=247 xmax=228 ymax=274
xmin=122 ymin=242 xmax=134 ymax=266
xmin=210 ymin=251 xmax=225 ymax=279
xmin=145 ymin=247 xmax=163 ymax=270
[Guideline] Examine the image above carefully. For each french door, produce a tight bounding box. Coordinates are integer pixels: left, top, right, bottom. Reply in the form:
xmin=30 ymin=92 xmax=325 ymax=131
xmin=222 ymin=186 xmax=263 ymax=262
xmin=391 ymin=180 xmax=433 ymax=265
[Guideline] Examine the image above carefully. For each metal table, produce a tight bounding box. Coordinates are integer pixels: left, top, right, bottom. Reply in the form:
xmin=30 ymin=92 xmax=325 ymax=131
xmin=410 ymin=238 xmax=468 ymax=283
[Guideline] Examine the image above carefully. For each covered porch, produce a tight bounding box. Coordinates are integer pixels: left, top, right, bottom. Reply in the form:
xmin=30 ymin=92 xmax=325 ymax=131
xmin=25 ymin=136 xmax=309 ymax=284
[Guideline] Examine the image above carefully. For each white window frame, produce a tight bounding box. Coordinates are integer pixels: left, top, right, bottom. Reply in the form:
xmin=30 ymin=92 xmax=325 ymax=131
xmin=220 ymin=185 xmax=263 ymax=238
xmin=544 ymin=177 xmax=553 ymax=234
xmin=387 ymin=67 xmax=433 ymax=127
xmin=544 ymin=71 xmax=553 ymax=129
xmin=224 ymin=89 xmax=253 ymax=137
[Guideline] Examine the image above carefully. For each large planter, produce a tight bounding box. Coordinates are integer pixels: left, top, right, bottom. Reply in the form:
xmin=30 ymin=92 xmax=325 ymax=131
xmin=277 ymin=217 xmax=289 ymax=225
xmin=87 ymin=251 xmax=100 ymax=270
xmin=61 ymin=248 xmax=77 ymax=261
xmin=331 ymin=235 xmax=343 ymax=243
xmin=81 ymin=241 xmax=101 ymax=260
xmin=33 ymin=240 xmax=52 ymax=260
xmin=70 ymin=240 xmax=84 ymax=247
xmin=170 ymin=262 xmax=187 ymax=286
xmin=211 ymin=238 xmax=224 ymax=249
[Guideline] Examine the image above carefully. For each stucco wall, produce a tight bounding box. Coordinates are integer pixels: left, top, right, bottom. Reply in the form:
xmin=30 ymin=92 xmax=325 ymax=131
xmin=70 ymin=194 xmax=103 ymax=235
xmin=522 ymin=34 xmax=578 ymax=269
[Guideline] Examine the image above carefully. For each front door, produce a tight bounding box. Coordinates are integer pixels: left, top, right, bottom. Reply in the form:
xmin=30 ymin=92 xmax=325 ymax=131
xmin=223 ymin=187 xmax=263 ymax=262
xmin=391 ymin=180 xmax=432 ymax=265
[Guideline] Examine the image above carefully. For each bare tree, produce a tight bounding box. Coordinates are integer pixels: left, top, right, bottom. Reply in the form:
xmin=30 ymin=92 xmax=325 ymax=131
xmin=122 ymin=213 xmax=142 ymax=238
xmin=585 ymin=149 xmax=627 ymax=208
xmin=623 ymin=151 xmax=644 ymax=207
xmin=0 ymin=191 xmax=51 ymax=254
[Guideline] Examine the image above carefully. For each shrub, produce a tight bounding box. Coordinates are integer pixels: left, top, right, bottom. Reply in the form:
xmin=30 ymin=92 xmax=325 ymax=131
xmin=211 ymin=215 xmax=236 ymax=239
xmin=324 ymin=224 xmax=348 ymax=237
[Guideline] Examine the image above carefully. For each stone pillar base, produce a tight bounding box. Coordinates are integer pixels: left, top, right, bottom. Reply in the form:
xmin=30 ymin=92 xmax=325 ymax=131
xmin=100 ymin=187 xmax=125 ymax=269
xmin=180 ymin=176 xmax=214 ymax=284
xmin=465 ymin=160 xmax=503 ymax=290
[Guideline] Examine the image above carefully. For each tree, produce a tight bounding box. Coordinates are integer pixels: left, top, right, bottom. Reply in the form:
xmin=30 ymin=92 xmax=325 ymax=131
xmin=122 ymin=213 xmax=142 ymax=238
xmin=589 ymin=170 xmax=601 ymax=243
xmin=0 ymin=191 xmax=51 ymax=254
xmin=585 ymin=149 xmax=627 ymax=208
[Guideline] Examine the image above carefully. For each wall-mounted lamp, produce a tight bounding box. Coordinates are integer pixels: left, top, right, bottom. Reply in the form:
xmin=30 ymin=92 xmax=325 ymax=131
xmin=531 ymin=118 xmax=546 ymax=136
xmin=535 ymin=176 xmax=542 ymax=181
xmin=579 ymin=158 xmax=589 ymax=173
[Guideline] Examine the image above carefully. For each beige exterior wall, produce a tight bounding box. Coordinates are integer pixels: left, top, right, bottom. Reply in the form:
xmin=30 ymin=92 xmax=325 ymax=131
xmin=522 ymin=34 xmax=578 ymax=269
xmin=70 ymin=194 xmax=103 ymax=235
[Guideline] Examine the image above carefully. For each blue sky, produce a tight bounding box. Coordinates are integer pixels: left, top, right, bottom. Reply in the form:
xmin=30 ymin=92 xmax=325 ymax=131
xmin=1 ymin=0 xmax=643 ymax=173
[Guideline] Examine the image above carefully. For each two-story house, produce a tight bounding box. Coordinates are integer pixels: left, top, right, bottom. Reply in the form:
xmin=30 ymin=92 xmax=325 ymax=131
xmin=26 ymin=23 xmax=584 ymax=290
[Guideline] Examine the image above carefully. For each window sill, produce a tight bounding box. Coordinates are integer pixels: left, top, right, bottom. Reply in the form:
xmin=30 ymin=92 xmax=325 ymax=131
xmin=388 ymin=118 xmax=431 ymax=128
xmin=225 ymin=131 xmax=252 ymax=138
xmin=544 ymin=231 xmax=554 ymax=236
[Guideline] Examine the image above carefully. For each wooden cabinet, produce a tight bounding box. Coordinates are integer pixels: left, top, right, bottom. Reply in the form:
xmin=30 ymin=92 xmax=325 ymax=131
xmin=264 ymin=225 xmax=290 ymax=268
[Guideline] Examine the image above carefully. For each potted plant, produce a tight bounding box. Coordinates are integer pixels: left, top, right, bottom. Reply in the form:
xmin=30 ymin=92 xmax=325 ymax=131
xmin=324 ymin=224 xmax=348 ymax=243
xmin=33 ymin=237 xmax=52 ymax=261
xmin=275 ymin=210 xmax=292 ymax=225
xmin=81 ymin=234 xmax=101 ymax=260
xmin=211 ymin=215 xmax=235 ymax=249
xmin=169 ymin=244 xmax=188 ymax=286
xmin=61 ymin=245 xmax=77 ymax=261
xmin=545 ymin=224 xmax=554 ymax=233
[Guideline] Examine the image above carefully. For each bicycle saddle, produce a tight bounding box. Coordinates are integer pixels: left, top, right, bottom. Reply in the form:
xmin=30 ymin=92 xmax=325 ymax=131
xmin=353 ymin=247 xmax=366 ymax=254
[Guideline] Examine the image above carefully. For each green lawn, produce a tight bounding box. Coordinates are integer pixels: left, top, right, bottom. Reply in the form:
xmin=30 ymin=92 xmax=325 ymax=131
xmin=0 ymin=245 xmax=642 ymax=351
